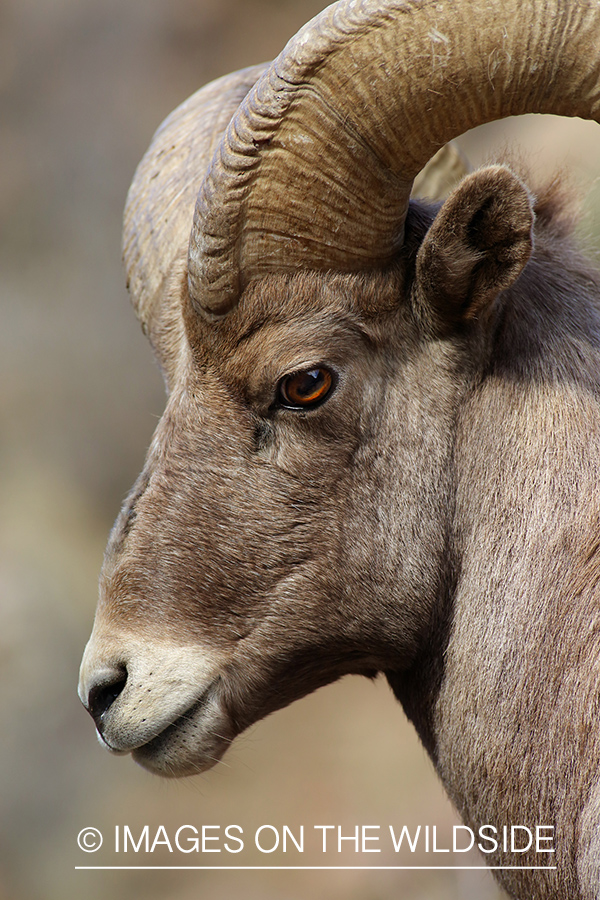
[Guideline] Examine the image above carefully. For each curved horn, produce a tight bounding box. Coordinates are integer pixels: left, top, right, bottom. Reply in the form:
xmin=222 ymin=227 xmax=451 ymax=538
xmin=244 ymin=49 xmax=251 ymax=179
xmin=189 ymin=0 xmax=600 ymax=318
xmin=123 ymin=64 xmax=267 ymax=388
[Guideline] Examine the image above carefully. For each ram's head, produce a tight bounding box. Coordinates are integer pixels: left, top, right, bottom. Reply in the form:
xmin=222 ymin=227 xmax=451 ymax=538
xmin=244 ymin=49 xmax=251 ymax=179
xmin=79 ymin=0 xmax=600 ymax=780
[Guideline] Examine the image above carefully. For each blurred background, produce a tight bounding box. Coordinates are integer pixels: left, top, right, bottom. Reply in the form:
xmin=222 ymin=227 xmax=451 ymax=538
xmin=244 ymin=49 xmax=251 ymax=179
xmin=2 ymin=1 xmax=600 ymax=898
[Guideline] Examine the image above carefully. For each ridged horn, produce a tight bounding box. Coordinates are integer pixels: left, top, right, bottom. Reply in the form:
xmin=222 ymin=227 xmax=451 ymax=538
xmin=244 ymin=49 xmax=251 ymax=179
xmin=189 ymin=0 xmax=600 ymax=318
xmin=122 ymin=59 xmax=464 ymax=387
xmin=122 ymin=64 xmax=268 ymax=388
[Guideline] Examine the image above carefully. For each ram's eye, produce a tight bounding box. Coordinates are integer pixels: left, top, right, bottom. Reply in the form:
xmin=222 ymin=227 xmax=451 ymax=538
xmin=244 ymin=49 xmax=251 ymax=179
xmin=277 ymin=366 xmax=335 ymax=409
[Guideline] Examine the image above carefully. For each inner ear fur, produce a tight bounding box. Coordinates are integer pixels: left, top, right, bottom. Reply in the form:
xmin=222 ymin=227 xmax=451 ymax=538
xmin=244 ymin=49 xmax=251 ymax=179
xmin=411 ymin=165 xmax=535 ymax=335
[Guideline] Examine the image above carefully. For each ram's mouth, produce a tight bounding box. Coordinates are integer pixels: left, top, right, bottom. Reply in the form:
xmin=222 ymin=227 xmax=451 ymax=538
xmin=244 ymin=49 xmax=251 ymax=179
xmin=129 ymin=683 xmax=234 ymax=777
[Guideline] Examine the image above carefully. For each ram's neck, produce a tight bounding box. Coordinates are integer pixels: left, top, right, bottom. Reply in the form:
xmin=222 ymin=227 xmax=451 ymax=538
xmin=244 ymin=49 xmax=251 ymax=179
xmin=441 ymin=366 xmax=600 ymax=892
xmin=400 ymin=251 xmax=600 ymax=897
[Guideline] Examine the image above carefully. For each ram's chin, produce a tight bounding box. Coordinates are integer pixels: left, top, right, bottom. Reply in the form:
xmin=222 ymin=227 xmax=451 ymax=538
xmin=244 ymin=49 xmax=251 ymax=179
xmin=131 ymin=713 xmax=233 ymax=778
xmin=132 ymin=734 xmax=231 ymax=777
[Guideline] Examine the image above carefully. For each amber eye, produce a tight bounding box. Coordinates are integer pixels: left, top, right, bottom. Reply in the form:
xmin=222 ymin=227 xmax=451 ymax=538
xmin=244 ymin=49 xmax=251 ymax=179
xmin=277 ymin=366 xmax=335 ymax=410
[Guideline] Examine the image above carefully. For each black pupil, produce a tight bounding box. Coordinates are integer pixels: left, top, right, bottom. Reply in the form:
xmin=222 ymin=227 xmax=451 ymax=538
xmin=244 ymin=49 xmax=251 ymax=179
xmin=293 ymin=369 xmax=325 ymax=399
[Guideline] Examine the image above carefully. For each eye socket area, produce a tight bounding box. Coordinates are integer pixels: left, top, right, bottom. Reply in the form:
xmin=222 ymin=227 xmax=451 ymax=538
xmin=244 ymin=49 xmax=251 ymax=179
xmin=276 ymin=366 xmax=336 ymax=410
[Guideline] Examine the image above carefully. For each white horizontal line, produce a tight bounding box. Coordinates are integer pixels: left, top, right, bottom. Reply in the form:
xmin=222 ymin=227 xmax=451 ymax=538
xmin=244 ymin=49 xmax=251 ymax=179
xmin=75 ymin=866 xmax=557 ymax=871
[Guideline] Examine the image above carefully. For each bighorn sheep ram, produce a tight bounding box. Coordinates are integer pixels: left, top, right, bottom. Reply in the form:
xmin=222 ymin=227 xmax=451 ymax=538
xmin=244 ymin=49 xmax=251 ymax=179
xmin=79 ymin=0 xmax=600 ymax=896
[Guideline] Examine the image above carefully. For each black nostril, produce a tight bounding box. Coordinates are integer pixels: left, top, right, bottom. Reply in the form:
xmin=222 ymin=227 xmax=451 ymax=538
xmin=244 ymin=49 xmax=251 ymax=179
xmin=86 ymin=671 xmax=127 ymax=728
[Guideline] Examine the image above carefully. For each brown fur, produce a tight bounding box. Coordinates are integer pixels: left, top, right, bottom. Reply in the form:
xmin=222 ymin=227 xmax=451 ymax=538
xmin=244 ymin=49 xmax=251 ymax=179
xmin=81 ymin=163 xmax=600 ymax=899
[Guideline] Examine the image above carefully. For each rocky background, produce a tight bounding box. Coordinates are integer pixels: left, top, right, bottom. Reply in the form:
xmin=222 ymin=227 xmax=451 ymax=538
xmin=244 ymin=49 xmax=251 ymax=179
xmin=2 ymin=1 xmax=600 ymax=898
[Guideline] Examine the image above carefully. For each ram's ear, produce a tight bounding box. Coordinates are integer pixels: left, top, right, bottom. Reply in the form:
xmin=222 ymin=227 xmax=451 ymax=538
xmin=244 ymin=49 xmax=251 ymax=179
xmin=412 ymin=165 xmax=534 ymax=335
